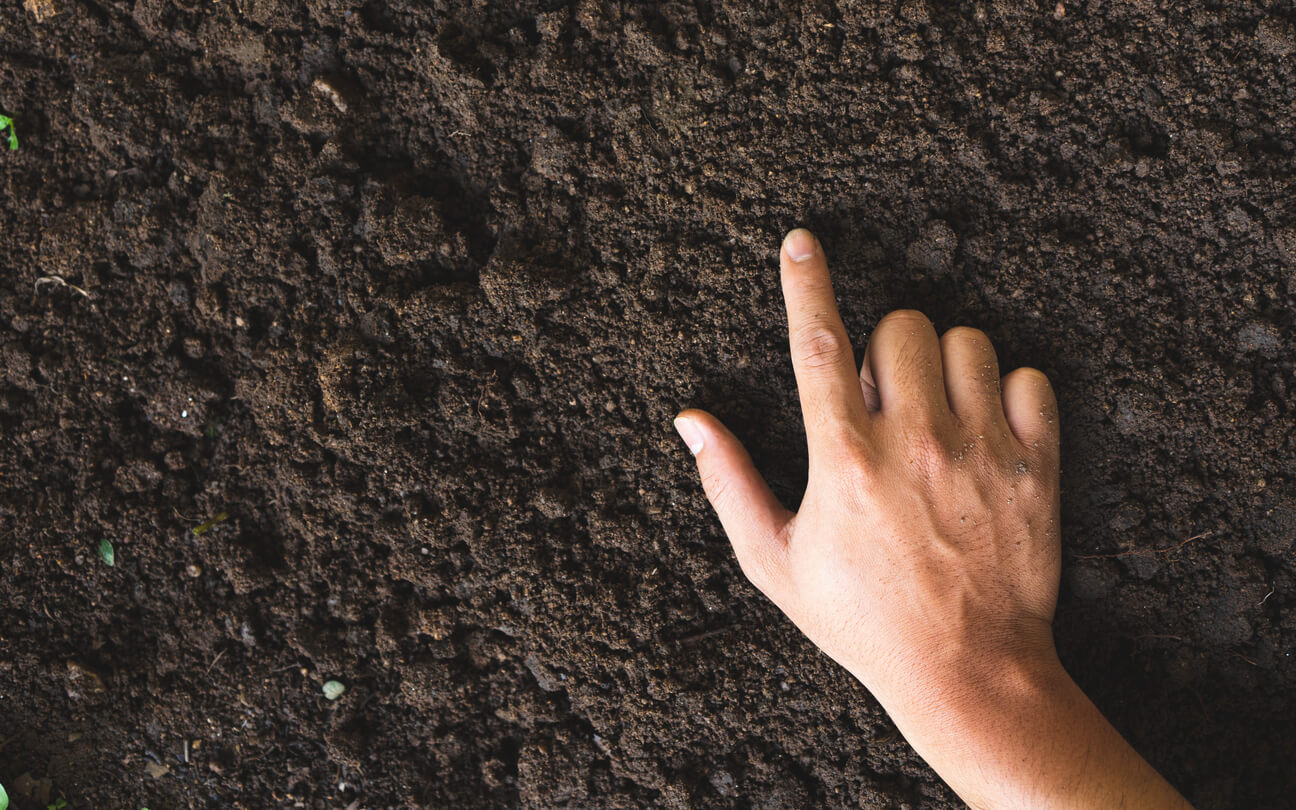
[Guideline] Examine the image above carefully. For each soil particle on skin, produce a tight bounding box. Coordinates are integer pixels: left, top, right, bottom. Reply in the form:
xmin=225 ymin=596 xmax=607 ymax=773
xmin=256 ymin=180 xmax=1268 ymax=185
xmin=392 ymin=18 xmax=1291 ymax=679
xmin=2 ymin=2 xmax=1295 ymax=808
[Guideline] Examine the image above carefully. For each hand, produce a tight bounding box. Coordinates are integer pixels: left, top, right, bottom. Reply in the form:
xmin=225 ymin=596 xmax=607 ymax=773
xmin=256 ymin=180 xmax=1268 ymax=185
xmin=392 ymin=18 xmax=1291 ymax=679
xmin=674 ymin=229 xmax=1192 ymax=810
xmin=675 ymin=226 xmax=1061 ymax=715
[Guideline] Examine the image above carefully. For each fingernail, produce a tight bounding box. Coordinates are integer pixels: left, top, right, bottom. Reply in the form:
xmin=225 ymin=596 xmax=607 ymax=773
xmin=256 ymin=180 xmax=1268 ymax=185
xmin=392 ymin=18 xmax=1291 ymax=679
xmin=673 ymin=416 xmax=704 ymax=455
xmin=783 ymin=228 xmax=817 ymax=262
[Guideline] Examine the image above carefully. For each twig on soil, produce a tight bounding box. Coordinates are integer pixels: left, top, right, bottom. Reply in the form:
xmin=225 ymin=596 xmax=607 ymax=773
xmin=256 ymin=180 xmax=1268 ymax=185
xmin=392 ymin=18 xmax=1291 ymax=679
xmin=204 ymin=650 xmax=226 ymax=676
xmin=1229 ymin=652 xmax=1258 ymax=667
xmin=1259 ymin=586 xmax=1275 ymax=606
xmin=1071 ymin=530 xmax=1212 ymax=561
xmin=34 ymin=275 xmax=92 ymax=299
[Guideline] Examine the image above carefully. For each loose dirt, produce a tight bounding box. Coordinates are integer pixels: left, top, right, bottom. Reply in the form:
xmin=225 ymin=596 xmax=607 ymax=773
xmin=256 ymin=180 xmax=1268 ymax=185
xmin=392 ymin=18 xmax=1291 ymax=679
xmin=1 ymin=2 xmax=1294 ymax=808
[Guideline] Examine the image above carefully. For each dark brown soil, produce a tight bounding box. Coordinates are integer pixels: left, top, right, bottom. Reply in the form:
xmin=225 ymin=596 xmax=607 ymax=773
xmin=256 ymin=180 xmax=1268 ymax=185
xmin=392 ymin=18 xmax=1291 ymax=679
xmin=2 ymin=1 xmax=1294 ymax=807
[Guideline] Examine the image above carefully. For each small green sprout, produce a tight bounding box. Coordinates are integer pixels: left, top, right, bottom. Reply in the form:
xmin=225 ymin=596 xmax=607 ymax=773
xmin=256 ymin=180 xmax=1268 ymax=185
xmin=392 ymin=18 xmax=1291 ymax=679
xmin=98 ymin=538 xmax=115 ymax=567
xmin=48 ymin=799 xmax=69 ymax=810
xmin=1 ymin=781 xmax=8 ymax=810
xmin=322 ymin=680 xmax=346 ymax=700
xmin=0 ymin=115 xmax=17 ymax=151
xmin=192 ymin=511 xmax=229 ymax=536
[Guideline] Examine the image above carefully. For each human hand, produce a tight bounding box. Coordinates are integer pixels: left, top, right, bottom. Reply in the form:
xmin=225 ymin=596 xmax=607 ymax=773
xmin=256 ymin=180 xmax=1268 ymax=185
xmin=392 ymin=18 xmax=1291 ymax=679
xmin=675 ymin=229 xmax=1192 ymax=809
xmin=674 ymin=227 xmax=1061 ymax=718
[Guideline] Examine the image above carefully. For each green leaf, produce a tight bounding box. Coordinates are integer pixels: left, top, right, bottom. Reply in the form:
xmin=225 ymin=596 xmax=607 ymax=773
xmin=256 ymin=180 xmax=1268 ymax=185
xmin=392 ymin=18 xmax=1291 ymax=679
xmin=191 ymin=511 xmax=229 ymax=536
xmin=98 ymin=538 xmax=115 ymax=566
xmin=322 ymin=680 xmax=346 ymax=700
xmin=1 ymin=781 xmax=9 ymax=810
xmin=0 ymin=115 xmax=16 ymax=151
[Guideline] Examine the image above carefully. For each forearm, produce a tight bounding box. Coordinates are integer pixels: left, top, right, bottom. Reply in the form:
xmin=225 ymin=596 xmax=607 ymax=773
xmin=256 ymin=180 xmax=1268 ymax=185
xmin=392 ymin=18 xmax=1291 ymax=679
xmin=878 ymin=652 xmax=1192 ymax=810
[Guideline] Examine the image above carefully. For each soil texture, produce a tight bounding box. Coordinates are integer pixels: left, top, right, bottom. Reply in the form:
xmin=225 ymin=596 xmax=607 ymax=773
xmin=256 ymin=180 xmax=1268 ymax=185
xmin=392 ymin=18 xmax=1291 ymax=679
xmin=2 ymin=1 xmax=1295 ymax=808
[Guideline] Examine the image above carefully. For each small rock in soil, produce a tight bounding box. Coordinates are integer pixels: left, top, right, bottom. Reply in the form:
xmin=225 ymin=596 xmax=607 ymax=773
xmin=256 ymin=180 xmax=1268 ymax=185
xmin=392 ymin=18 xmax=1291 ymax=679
xmin=23 ymin=0 xmax=57 ymax=22
xmin=65 ymin=661 xmax=106 ymax=700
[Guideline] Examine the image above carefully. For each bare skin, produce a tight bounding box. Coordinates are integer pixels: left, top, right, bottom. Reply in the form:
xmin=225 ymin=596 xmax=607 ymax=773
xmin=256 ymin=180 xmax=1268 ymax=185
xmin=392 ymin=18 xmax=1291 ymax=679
xmin=673 ymin=229 xmax=1193 ymax=810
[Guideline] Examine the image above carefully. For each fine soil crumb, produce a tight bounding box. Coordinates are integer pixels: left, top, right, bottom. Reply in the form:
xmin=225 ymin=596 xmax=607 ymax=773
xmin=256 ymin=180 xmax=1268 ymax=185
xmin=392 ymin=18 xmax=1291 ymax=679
xmin=22 ymin=0 xmax=57 ymax=22
xmin=906 ymin=219 xmax=959 ymax=280
xmin=1 ymin=2 xmax=1294 ymax=809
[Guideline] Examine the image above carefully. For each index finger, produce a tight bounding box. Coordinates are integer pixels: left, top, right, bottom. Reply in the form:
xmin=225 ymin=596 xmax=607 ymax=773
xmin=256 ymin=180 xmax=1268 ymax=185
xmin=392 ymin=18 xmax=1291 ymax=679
xmin=780 ymin=229 xmax=870 ymax=449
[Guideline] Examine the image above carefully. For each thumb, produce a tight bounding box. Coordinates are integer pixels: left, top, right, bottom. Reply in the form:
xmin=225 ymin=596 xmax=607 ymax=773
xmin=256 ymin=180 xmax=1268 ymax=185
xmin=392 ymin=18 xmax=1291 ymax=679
xmin=674 ymin=409 xmax=792 ymax=593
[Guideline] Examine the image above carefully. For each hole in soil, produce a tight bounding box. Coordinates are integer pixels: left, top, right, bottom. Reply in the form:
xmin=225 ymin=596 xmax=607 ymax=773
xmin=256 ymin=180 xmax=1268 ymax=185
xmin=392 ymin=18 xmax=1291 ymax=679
xmin=1252 ymin=135 xmax=1292 ymax=158
xmin=359 ymin=0 xmax=401 ymax=34
xmin=235 ymin=525 xmax=287 ymax=569
xmin=436 ymin=21 xmax=499 ymax=84
xmin=514 ymin=15 xmax=542 ymax=47
xmin=1122 ymin=118 xmax=1170 ymax=158
xmin=79 ymin=0 xmax=111 ymax=27
xmin=552 ymin=116 xmax=589 ymax=142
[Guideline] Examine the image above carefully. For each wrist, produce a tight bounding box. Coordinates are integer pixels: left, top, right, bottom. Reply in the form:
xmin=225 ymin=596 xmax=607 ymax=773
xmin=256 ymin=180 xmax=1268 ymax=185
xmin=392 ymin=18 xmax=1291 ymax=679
xmin=860 ymin=618 xmax=1066 ymax=736
xmin=869 ymin=646 xmax=1191 ymax=810
xmin=866 ymin=639 xmax=1085 ymax=808
xmin=877 ymin=638 xmax=1071 ymax=755
xmin=897 ymin=658 xmax=1075 ymax=808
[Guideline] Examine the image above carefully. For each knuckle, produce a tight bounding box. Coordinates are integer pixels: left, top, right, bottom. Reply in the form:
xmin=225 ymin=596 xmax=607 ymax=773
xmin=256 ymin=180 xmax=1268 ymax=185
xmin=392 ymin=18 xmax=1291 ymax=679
xmin=810 ymin=420 xmax=872 ymax=467
xmin=912 ymin=430 xmax=952 ymax=466
xmin=793 ymin=325 xmax=851 ymax=371
xmin=833 ymin=435 xmax=876 ymax=475
xmin=1015 ymin=468 xmax=1046 ymax=499
xmin=817 ymin=415 xmax=868 ymax=450
xmin=899 ymin=423 xmax=956 ymax=478
xmin=1024 ymin=431 xmax=1062 ymax=467
xmin=901 ymin=407 xmax=953 ymax=444
xmin=816 ymin=443 xmax=877 ymax=506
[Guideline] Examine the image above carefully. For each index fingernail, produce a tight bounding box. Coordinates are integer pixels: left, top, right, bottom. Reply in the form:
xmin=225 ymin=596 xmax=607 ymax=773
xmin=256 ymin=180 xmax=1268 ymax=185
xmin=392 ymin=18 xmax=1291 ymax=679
xmin=673 ymin=416 xmax=705 ymax=455
xmin=783 ymin=228 xmax=817 ymax=262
